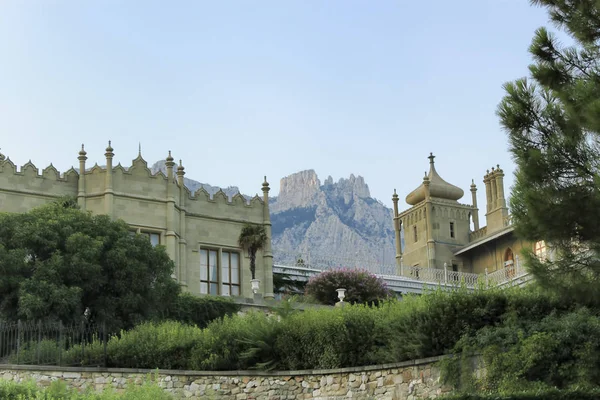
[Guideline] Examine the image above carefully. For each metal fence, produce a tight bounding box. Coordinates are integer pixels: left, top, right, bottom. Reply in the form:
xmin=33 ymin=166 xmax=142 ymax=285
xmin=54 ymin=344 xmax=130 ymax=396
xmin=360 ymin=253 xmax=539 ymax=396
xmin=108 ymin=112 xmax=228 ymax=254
xmin=0 ymin=320 xmax=109 ymax=367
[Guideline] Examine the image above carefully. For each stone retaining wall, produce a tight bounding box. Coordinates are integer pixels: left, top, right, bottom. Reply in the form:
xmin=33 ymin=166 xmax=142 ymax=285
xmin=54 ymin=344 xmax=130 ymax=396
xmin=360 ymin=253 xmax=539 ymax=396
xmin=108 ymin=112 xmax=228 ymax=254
xmin=0 ymin=356 xmax=453 ymax=399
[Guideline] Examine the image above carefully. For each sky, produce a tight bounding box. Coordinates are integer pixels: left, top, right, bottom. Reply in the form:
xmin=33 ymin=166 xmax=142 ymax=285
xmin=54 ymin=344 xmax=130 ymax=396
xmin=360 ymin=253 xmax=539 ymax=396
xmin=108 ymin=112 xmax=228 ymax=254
xmin=0 ymin=1 xmax=565 ymax=210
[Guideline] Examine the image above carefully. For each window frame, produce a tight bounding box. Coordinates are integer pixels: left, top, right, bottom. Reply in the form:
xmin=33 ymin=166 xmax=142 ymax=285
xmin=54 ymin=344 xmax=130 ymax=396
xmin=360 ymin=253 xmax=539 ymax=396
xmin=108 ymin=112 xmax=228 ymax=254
xmin=199 ymin=246 xmax=242 ymax=297
xmin=534 ymin=240 xmax=547 ymax=261
xmin=449 ymin=222 xmax=455 ymax=238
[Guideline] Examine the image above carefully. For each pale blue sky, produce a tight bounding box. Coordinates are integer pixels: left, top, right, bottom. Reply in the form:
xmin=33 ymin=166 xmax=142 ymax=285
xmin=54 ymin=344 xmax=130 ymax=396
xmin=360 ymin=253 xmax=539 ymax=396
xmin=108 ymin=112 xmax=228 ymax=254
xmin=0 ymin=1 xmax=559 ymax=209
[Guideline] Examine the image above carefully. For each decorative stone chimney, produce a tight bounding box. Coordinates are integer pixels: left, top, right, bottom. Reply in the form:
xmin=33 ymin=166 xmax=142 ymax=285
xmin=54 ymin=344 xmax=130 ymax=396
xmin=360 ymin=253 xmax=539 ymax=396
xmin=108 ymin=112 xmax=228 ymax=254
xmin=483 ymin=165 xmax=509 ymax=233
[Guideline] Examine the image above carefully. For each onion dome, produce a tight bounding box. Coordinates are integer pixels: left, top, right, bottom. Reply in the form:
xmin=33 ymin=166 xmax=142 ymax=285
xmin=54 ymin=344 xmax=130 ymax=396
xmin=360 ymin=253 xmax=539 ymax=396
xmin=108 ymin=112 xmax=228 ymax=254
xmin=405 ymin=153 xmax=464 ymax=205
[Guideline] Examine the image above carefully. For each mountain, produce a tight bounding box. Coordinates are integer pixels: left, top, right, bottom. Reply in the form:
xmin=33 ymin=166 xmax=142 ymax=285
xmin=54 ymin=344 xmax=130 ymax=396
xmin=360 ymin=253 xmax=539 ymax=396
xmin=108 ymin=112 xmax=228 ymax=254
xmin=270 ymin=170 xmax=398 ymax=268
xmin=150 ymin=161 xmax=400 ymax=268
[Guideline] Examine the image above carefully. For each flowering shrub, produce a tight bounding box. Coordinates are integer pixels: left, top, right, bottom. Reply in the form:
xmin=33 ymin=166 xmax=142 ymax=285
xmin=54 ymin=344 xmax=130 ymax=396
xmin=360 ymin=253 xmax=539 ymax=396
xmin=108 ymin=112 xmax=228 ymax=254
xmin=304 ymin=268 xmax=394 ymax=306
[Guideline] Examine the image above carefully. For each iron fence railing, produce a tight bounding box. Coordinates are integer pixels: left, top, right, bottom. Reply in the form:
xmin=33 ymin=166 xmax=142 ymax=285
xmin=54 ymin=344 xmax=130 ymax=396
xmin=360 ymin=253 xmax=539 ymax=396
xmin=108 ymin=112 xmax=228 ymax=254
xmin=0 ymin=320 xmax=109 ymax=367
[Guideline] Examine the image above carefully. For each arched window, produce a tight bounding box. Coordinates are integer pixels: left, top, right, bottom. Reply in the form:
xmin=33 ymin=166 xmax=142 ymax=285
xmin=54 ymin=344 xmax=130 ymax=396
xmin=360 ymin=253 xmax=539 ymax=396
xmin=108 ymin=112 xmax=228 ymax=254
xmin=534 ymin=240 xmax=547 ymax=261
xmin=504 ymin=247 xmax=514 ymax=265
xmin=504 ymin=247 xmax=515 ymax=278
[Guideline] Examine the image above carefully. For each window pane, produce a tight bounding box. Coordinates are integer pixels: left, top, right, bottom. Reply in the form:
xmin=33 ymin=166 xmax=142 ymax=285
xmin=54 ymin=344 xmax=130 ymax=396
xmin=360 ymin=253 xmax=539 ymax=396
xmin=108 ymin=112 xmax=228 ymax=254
xmin=231 ymin=253 xmax=240 ymax=284
xmin=221 ymin=284 xmax=230 ymax=296
xmin=209 ymin=250 xmax=218 ymax=281
xmin=222 ymin=252 xmax=230 ymax=283
xmin=210 ymin=283 xmax=218 ymax=295
xmin=200 ymin=282 xmax=208 ymax=294
xmin=231 ymin=286 xmax=240 ymax=296
xmin=150 ymin=234 xmax=160 ymax=247
xmin=200 ymin=250 xmax=208 ymax=280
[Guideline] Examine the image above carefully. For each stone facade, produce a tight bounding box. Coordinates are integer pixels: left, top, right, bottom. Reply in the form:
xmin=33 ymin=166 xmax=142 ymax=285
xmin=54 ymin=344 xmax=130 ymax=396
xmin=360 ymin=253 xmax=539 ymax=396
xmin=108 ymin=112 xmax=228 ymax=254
xmin=0 ymin=144 xmax=274 ymax=298
xmin=0 ymin=356 xmax=454 ymax=399
xmin=392 ymin=153 xmax=546 ymax=275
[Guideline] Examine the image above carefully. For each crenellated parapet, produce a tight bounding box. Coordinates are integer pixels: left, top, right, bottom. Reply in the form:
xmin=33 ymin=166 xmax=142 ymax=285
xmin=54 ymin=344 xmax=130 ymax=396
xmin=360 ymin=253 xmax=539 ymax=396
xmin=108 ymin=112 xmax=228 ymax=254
xmin=0 ymin=155 xmax=80 ymax=213
xmin=0 ymin=142 xmax=274 ymax=298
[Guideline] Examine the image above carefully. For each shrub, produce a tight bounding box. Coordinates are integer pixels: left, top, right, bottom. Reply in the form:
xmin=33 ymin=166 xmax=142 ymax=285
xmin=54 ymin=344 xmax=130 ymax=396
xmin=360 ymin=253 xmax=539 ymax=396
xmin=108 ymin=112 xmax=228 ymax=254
xmin=190 ymin=311 xmax=280 ymax=371
xmin=107 ymin=320 xmax=203 ymax=369
xmin=161 ymin=292 xmax=241 ymax=328
xmin=275 ymin=304 xmax=388 ymax=370
xmin=441 ymin=307 xmax=600 ymax=394
xmin=0 ymin=378 xmax=173 ymax=399
xmin=304 ymin=268 xmax=393 ymax=305
xmin=441 ymin=389 xmax=600 ymax=400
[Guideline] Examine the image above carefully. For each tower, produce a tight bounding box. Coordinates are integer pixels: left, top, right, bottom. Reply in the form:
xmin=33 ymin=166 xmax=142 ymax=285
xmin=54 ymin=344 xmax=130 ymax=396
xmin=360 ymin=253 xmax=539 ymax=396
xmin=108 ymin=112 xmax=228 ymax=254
xmin=396 ymin=153 xmax=473 ymax=271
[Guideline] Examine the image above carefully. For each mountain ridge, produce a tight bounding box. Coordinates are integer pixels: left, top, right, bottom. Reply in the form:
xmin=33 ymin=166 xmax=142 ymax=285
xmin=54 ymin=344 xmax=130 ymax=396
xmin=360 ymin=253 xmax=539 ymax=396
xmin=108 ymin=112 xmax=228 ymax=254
xmin=150 ymin=161 xmax=399 ymax=267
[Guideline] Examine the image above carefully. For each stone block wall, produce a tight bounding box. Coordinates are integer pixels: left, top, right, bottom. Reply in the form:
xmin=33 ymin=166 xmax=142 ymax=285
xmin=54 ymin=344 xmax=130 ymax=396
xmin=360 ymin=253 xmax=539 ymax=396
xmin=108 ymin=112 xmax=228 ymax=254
xmin=0 ymin=356 xmax=455 ymax=399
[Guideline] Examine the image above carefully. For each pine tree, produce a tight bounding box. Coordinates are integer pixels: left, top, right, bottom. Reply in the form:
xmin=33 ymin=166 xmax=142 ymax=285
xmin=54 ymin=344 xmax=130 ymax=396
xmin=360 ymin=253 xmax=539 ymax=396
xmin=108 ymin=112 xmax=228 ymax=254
xmin=497 ymin=0 xmax=600 ymax=300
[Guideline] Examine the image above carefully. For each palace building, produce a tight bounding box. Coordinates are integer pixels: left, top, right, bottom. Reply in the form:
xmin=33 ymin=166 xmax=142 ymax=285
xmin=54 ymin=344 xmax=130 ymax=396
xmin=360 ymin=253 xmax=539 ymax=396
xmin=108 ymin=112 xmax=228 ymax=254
xmin=0 ymin=143 xmax=274 ymax=299
xmin=392 ymin=153 xmax=547 ymax=275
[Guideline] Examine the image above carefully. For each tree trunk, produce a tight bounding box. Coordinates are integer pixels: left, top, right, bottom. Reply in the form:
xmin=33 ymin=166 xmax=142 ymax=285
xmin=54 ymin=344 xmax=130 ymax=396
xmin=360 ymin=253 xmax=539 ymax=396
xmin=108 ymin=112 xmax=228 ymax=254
xmin=250 ymin=250 xmax=256 ymax=280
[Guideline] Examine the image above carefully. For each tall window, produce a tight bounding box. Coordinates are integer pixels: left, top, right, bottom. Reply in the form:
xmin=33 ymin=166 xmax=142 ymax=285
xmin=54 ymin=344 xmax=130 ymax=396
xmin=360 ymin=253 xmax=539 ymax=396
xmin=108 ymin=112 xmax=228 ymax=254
xmin=534 ymin=240 xmax=547 ymax=261
xmin=413 ymin=225 xmax=418 ymax=242
xmin=221 ymin=251 xmax=241 ymax=296
xmin=200 ymin=249 xmax=219 ymax=295
xmin=200 ymin=249 xmax=241 ymax=296
xmin=450 ymin=222 xmax=455 ymax=238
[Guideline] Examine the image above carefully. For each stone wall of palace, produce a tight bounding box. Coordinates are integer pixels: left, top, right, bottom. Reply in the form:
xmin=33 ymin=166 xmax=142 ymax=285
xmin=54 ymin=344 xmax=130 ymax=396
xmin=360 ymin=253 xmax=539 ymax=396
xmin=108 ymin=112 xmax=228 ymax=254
xmin=0 ymin=146 xmax=274 ymax=299
xmin=0 ymin=356 xmax=458 ymax=400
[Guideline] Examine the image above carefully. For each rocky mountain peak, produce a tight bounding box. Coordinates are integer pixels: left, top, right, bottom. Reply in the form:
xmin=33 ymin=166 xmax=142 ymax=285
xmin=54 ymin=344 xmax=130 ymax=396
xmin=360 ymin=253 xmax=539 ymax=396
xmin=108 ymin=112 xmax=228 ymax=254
xmin=276 ymin=169 xmax=321 ymax=210
xmin=335 ymin=174 xmax=370 ymax=199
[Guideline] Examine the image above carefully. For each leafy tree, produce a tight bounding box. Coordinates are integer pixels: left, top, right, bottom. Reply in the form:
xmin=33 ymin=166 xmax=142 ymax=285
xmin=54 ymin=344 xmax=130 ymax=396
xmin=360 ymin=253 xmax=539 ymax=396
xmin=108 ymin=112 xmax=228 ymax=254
xmin=237 ymin=223 xmax=267 ymax=280
xmin=0 ymin=197 xmax=180 ymax=329
xmin=497 ymin=0 xmax=600 ymax=301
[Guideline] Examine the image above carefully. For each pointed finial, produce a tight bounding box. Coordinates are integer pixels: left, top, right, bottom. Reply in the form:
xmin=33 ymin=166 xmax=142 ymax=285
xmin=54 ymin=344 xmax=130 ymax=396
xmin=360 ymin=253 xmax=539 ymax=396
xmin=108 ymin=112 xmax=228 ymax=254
xmin=394 ymin=188 xmax=397 ymax=195
xmin=428 ymin=152 xmax=435 ymax=164
xmin=179 ymin=159 xmax=182 ymax=167
xmin=138 ymin=142 xmax=142 ymax=156
xmin=106 ymin=140 xmax=113 ymax=153
xmin=79 ymin=144 xmax=87 ymax=156
xmin=166 ymin=150 xmax=174 ymax=163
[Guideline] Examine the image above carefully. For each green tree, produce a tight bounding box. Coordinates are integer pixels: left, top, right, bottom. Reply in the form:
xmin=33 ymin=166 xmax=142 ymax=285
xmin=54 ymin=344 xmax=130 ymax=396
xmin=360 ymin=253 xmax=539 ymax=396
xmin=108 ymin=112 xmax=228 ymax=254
xmin=0 ymin=197 xmax=180 ymax=329
xmin=497 ymin=0 xmax=600 ymax=301
xmin=237 ymin=223 xmax=267 ymax=280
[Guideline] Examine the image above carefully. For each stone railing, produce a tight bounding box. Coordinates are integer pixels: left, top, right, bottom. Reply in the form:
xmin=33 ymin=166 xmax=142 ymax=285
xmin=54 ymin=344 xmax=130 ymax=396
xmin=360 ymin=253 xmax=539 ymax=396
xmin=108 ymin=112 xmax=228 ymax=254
xmin=397 ymin=264 xmax=480 ymax=287
xmin=273 ymin=251 xmax=531 ymax=292
xmin=469 ymin=226 xmax=488 ymax=242
xmin=483 ymin=256 xmax=526 ymax=287
xmin=0 ymin=356 xmax=455 ymax=399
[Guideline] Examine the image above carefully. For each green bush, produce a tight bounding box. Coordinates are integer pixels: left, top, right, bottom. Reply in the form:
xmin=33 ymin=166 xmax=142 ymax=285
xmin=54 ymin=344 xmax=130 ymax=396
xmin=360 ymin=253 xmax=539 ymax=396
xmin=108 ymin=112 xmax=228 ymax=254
xmin=161 ymin=292 xmax=241 ymax=328
xmin=107 ymin=320 xmax=203 ymax=369
xmin=441 ymin=389 xmax=600 ymax=400
xmin=0 ymin=378 xmax=173 ymax=399
xmin=441 ymin=307 xmax=600 ymax=394
xmin=275 ymin=304 xmax=387 ymax=370
xmin=190 ymin=311 xmax=280 ymax=371
xmin=304 ymin=268 xmax=393 ymax=305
